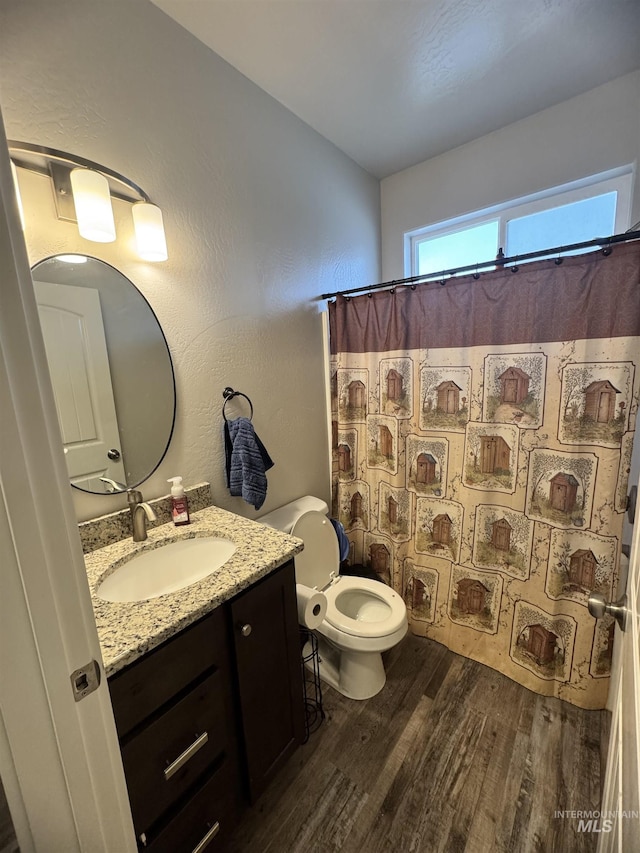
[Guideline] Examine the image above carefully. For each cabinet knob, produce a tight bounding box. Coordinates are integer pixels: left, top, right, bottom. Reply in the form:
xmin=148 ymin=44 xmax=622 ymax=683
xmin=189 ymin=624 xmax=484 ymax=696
xmin=240 ymin=623 xmax=252 ymax=637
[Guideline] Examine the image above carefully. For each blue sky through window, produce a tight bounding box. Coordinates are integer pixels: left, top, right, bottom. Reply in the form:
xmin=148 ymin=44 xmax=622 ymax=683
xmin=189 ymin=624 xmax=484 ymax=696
xmin=506 ymin=192 xmax=617 ymax=258
xmin=417 ymin=220 xmax=499 ymax=276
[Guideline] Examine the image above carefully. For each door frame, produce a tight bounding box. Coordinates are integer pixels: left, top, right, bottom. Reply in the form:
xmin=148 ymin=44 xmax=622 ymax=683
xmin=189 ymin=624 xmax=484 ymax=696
xmin=597 ymin=458 xmax=640 ymax=850
xmin=0 ymin=114 xmax=136 ymax=851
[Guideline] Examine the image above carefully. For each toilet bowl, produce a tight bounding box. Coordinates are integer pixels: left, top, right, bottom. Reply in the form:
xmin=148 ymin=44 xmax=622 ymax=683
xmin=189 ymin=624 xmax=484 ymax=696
xmin=259 ymin=496 xmax=408 ymax=700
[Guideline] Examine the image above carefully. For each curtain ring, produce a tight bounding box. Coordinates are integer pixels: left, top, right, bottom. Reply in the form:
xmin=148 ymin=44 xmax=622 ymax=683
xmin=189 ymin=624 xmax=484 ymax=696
xmin=439 ymin=279 xmax=446 ymax=286
xmin=472 ymin=264 xmax=480 ymax=280
xmin=410 ymin=284 xmax=416 ymax=290
xmin=511 ymin=259 xmax=519 ymax=273
xmin=602 ymin=246 xmax=612 ymax=256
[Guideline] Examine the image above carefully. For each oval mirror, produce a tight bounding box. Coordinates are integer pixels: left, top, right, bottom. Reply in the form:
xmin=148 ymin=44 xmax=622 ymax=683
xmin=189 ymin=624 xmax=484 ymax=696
xmin=31 ymin=255 xmax=176 ymax=494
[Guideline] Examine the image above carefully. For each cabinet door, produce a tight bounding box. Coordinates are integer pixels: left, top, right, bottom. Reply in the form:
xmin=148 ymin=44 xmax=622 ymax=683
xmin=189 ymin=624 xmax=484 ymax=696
xmin=230 ymin=561 xmax=304 ymax=802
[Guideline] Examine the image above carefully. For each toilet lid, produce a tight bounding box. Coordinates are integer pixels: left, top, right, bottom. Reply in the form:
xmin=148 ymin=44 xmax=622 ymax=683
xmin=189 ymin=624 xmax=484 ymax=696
xmin=291 ymin=510 xmax=340 ymax=589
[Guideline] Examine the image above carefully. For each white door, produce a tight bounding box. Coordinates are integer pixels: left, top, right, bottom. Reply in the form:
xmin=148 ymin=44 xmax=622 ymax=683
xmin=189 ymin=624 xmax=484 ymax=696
xmin=596 ymin=481 xmax=640 ymax=851
xmin=0 ymin=112 xmax=136 ymax=851
xmin=33 ymin=279 xmax=127 ymax=491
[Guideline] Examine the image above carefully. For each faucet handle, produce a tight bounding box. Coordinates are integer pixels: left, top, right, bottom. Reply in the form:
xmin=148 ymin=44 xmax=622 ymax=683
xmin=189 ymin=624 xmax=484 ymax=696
xmin=127 ymin=489 xmax=157 ymax=521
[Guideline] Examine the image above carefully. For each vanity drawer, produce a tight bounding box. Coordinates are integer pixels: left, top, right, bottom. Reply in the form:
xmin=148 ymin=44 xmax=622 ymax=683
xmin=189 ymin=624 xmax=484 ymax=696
xmin=109 ymin=607 xmax=228 ymax=737
xmin=142 ymin=758 xmax=239 ymax=853
xmin=122 ymin=670 xmax=229 ymax=834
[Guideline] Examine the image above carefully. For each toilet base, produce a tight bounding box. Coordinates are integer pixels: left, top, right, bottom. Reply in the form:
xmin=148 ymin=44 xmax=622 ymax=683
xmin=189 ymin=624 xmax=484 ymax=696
xmin=316 ymin=635 xmax=386 ymax=700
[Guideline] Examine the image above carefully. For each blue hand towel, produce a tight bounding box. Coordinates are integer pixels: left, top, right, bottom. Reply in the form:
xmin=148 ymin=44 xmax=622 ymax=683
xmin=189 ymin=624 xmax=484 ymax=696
xmin=227 ymin=417 xmax=273 ymax=510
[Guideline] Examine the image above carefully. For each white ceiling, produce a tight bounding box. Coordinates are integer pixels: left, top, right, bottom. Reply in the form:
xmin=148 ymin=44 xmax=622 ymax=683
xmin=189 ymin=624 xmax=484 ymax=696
xmin=151 ymin=0 xmax=640 ymax=178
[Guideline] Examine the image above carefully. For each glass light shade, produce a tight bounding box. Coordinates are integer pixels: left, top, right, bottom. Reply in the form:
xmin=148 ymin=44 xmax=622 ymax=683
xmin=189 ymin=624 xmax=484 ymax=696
xmin=132 ymin=202 xmax=168 ymax=261
xmin=10 ymin=161 xmax=25 ymax=230
xmin=57 ymin=254 xmax=88 ymax=264
xmin=70 ymin=168 xmax=116 ymax=243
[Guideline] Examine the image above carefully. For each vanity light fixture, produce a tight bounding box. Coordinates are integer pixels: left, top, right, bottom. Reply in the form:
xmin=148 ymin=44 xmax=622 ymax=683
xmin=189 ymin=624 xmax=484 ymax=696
xmin=69 ymin=167 xmax=116 ymax=243
xmin=8 ymin=141 xmax=169 ymax=261
xmin=132 ymin=201 xmax=168 ymax=262
xmin=10 ymin=159 xmax=25 ymax=230
xmin=57 ymin=254 xmax=88 ymax=264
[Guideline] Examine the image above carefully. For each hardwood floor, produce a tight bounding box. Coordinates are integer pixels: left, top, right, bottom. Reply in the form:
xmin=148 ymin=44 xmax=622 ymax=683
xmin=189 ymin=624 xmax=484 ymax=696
xmin=0 ymin=778 xmax=18 ymax=853
xmin=228 ymin=635 xmax=610 ymax=853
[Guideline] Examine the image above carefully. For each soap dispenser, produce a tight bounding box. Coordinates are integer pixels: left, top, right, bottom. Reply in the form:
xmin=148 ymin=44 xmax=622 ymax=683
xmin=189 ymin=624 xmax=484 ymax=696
xmin=167 ymin=477 xmax=190 ymax=526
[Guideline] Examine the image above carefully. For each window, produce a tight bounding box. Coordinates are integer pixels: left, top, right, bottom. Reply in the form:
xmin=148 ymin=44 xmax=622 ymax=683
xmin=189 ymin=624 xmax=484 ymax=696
xmin=405 ymin=169 xmax=633 ymax=278
xmin=416 ymin=220 xmax=499 ymax=277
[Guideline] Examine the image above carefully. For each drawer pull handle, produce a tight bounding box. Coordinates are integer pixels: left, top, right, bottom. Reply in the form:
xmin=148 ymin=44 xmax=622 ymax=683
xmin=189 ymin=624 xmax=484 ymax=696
xmin=192 ymin=821 xmax=220 ymax=853
xmin=163 ymin=732 xmax=209 ymax=781
xmin=240 ymin=623 xmax=252 ymax=637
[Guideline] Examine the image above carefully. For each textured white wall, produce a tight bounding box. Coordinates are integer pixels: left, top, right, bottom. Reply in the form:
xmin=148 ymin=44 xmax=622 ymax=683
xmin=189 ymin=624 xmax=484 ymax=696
xmin=0 ymin=0 xmax=380 ymax=522
xmin=381 ymin=71 xmax=640 ymax=279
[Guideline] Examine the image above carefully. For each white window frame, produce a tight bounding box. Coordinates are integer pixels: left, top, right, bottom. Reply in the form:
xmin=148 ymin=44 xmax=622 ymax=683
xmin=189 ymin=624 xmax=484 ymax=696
xmin=404 ymin=167 xmax=634 ymax=278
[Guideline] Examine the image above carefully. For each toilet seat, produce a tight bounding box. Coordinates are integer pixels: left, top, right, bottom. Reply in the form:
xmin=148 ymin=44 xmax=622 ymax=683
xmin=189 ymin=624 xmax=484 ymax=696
xmin=287 ymin=506 xmax=406 ymax=644
xmin=323 ymin=576 xmax=406 ymax=639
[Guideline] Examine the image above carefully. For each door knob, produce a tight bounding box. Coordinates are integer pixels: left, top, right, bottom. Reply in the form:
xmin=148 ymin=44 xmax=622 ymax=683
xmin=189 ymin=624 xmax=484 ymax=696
xmin=588 ymin=592 xmax=628 ymax=632
xmin=107 ymin=448 xmax=121 ymax=460
xmin=239 ymin=623 xmax=252 ymax=637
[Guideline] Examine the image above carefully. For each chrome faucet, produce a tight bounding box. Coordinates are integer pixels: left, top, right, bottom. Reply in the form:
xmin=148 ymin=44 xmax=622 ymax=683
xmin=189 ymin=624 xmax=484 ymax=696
xmin=127 ymin=489 xmax=157 ymax=542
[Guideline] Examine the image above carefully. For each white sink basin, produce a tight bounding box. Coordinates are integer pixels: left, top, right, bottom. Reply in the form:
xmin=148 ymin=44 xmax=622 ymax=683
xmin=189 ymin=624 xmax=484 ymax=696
xmin=97 ymin=537 xmax=237 ymax=603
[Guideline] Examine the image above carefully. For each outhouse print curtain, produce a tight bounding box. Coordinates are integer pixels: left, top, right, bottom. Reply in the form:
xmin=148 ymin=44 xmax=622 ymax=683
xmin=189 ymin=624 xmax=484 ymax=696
xmin=328 ymin=242 xmax=640 ymax=710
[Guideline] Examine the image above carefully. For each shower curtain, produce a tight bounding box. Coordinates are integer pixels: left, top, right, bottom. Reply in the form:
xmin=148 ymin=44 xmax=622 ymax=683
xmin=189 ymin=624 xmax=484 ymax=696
xmin=328 ymin=242 xmax=640 ymax=709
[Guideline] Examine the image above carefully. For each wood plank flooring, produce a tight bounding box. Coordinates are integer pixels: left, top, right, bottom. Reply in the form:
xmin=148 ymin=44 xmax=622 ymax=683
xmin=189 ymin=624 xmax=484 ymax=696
xmin=228 ymin=635 xmax=610 ymax=853
xmin=0 ymin=778 xmax=18 ymax=853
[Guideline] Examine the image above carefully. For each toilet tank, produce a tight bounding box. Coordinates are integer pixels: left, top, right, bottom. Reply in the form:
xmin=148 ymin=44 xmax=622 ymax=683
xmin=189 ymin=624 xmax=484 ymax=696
xmin=258 ymin=496 xmax=329 ymax=534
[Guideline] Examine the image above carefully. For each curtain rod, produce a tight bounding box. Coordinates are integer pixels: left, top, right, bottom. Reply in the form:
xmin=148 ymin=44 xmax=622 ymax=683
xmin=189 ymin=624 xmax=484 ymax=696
xmin=321 ymin=229 xmax=640 ymax=300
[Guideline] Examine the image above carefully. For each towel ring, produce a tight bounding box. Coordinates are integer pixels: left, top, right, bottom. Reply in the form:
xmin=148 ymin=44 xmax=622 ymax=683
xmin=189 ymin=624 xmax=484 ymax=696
xmin=222 ymin=387 xmax=254 ymax=422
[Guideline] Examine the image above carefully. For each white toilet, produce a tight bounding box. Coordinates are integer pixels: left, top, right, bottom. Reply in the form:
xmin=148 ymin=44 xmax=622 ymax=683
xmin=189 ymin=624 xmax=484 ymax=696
xmin=259 ymin=496 xmax=408 ymax=700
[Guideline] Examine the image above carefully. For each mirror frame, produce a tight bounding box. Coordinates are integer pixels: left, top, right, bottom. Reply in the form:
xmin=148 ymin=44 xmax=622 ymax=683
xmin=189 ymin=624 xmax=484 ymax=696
xmin=32 ymin=253 xmax=177 ymax=495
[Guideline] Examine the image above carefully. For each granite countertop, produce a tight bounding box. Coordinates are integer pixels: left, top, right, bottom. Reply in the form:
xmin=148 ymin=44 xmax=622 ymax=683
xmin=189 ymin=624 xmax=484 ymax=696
xmin=85 ymin=505 xmax=303 ymax=677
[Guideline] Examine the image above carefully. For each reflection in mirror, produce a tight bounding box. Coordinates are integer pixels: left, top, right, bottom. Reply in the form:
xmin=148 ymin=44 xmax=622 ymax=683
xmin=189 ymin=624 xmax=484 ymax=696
xmin=32 ymin=255 xmax=175 ymax=494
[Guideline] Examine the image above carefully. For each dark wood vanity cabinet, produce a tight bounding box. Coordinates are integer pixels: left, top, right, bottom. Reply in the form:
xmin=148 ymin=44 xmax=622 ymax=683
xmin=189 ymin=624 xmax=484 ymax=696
xmin=109 ymin=604 xmax=239 ymax=852
xmin=108 ymin=560 xmax=304 ymax=852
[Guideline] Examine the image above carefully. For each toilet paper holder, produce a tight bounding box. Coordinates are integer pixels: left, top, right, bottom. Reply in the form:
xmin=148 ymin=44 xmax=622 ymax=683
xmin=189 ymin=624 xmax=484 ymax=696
xmin=300 ymin=628 xmax=325 ymax=742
